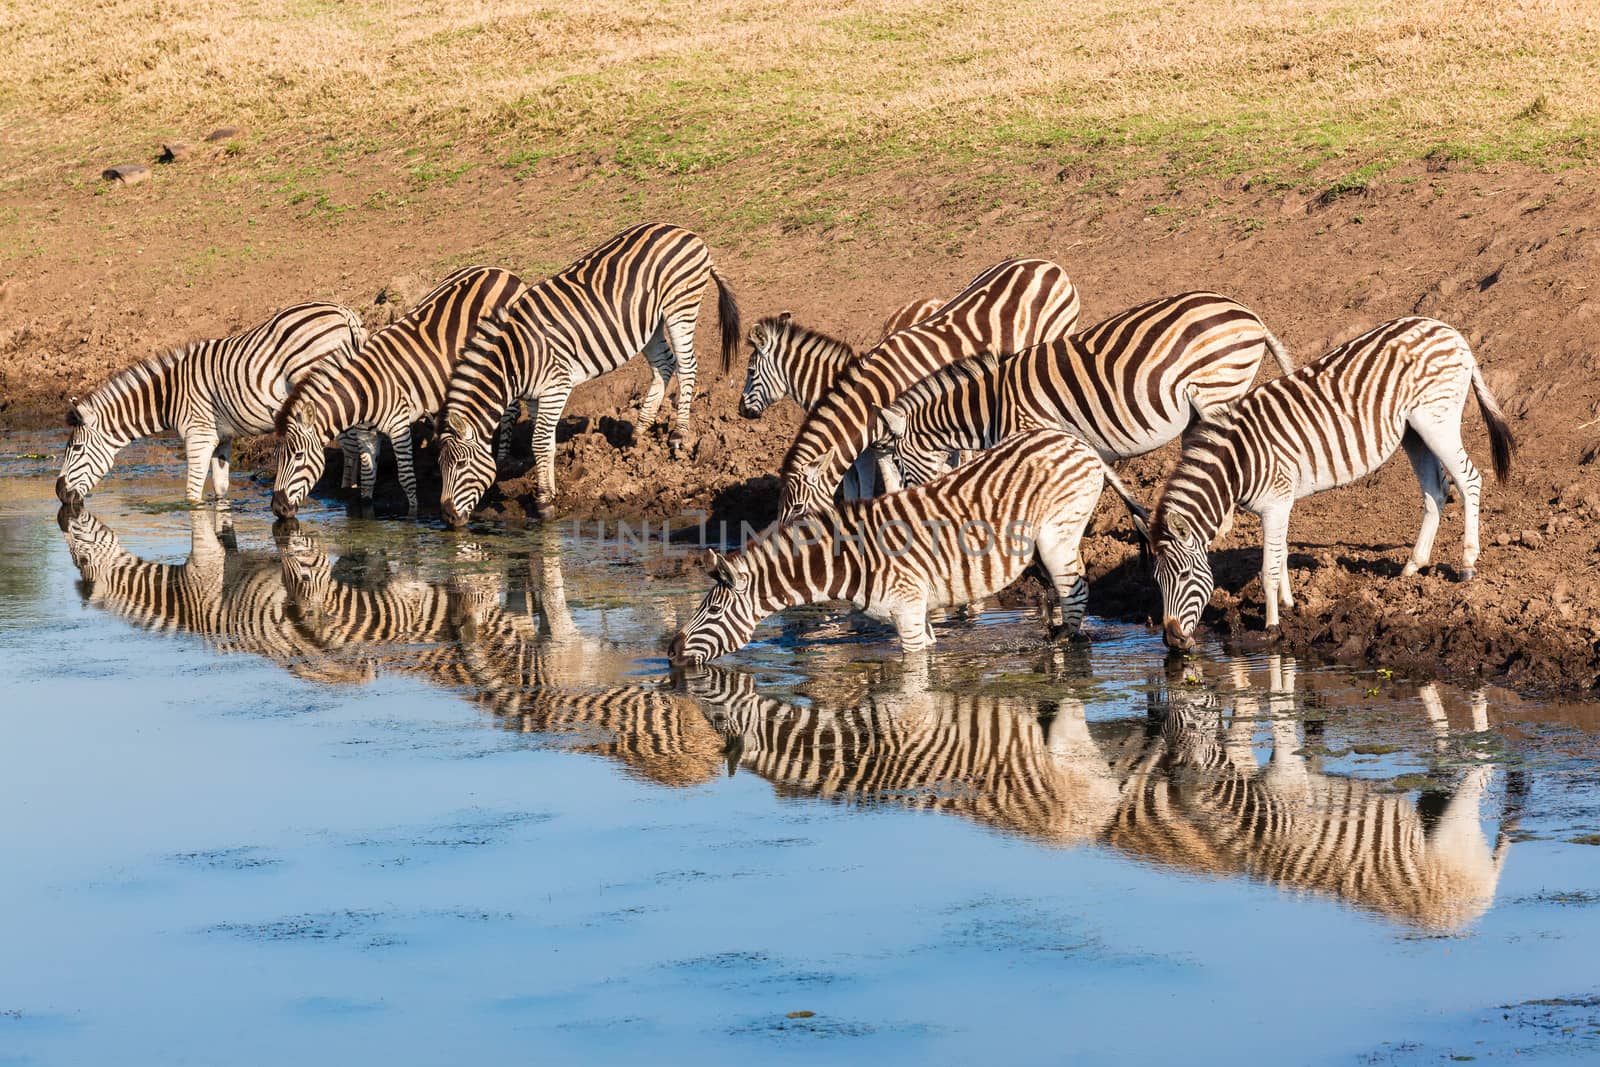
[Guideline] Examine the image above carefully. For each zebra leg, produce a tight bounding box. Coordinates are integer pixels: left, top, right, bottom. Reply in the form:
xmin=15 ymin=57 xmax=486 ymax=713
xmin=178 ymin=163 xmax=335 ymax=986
xmin=1258 ymin=500 xmax=1295 ymax=629
xmin=1408 ymin=415 xmax=1484 ymax=581
xmin=637 ymin=327 xmax=672 ymax=441
xmin=337 ymin=432 xmax=361 ymax=492
xmin=662 ymin=312 xmax=700 ymax=458
xmin=209 ymin=439 xmax=233 ymax=498
xmin=381 ymin=418 xmax=419 ymax=513
xmin=1036 ymin=521 xmax=1089 ymax=641
xmin=531 ymin=383 xmax=575 ymax=520
xmin=1400 ymin=429 xmax=1450 ymax=577
xmin=355 ymin=431 xmax=380 ymax=500
xmin=495 ymin=400 xmax=520 ymax=465
xmin=891 ymin=603 xmax=935 ymax=653
xmin=183 ymin=427 xmax=219 ymax=503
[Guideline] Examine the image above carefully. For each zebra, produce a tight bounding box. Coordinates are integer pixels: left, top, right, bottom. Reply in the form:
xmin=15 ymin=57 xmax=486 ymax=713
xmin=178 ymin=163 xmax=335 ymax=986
xmin=872 ymin=292 xmax=1295 ymax=490
xmin=668 ymin=428 xmax=1149 ymax=664
xmin=1149 ymin=316 xmax=1516 ymax=649
xmin=1111 ymin=655 xmax=1512 ymax=930
xmin=56 ymin=302 xmax=366 ymax=506
xmin=775 ymin=258 xmax=1080 ymax=523
xmin=435 ymin=222 xmax=741 ymax=527
xmin=272 ymin=265 xmax=528 ymax=518
xmin=737 ymin=297 xmax=945 ymax=420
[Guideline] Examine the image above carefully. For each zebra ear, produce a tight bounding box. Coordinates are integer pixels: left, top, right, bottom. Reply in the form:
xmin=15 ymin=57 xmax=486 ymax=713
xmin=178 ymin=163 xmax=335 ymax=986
xmin=708 ymin=549 xmax=739 ymax=589
xmin=778 ymin=310 xmax=792 ymax=323
xmin=445 ymin=410 xmax=476 ymax=441
xmin=803 ymin=448 xmax=833 ymax=489
xmin=874 ymin=406 xmax=908 ymax=441
xmin=1168 ymin=514 xmax=1192 ymax=540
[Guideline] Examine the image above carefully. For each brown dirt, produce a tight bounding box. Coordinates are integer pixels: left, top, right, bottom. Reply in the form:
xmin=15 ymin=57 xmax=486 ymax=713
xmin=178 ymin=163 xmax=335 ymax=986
xmin=4 ymin=151 xmax=1598 ymax=693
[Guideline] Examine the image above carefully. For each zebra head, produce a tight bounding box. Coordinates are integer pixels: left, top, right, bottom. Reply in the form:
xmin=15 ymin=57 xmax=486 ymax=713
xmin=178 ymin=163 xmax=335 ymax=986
xmin=871 ymin=404 xmax=955 ymax=490
xmin=57 ymin=398 xmax=126 ymax=505
xmin=668 ymin=550 xmax=763 ymax=666
xmin=738 ymin=313 xmax=790 ymax=418
xmin=438 ymin=409 xmax=496 ymax=528
xmin=1152 ymin=511 xmax=1213 ymax=651
xmin=271 ymin=410 xmax=329 ymax=518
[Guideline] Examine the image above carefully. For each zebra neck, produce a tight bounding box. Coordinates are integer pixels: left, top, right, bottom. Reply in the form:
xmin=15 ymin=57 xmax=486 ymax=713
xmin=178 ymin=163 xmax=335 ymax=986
xmin=804 ymin=339 xmax=858 ymax=407
xmin=98 ymin=358 xmax=177 ymax=439
xmin=1170 ymin=438 xmax=1244 ymax=545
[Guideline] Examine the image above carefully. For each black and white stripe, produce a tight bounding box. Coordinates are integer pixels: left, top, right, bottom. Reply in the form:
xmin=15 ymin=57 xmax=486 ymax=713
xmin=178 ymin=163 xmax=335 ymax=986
xmin=874 ymin=291 xmax=1294 ymax=488
xmin=776 ymin=258 xmax=1080 ymax=523
xmin=436 ymin=222 xmax=741 ymax=526
xmin=1149 ymin=316 xmax=1516 ymax=648
xmin=738 ymin=297 xmax=944 ymax=419
xmin=57 ymin=302 xmax=365 ymax=505
xmin=669 ymin=429 xmax=1147 ymax=664
xmin=272 ymin=265 xmax=528 ymax=517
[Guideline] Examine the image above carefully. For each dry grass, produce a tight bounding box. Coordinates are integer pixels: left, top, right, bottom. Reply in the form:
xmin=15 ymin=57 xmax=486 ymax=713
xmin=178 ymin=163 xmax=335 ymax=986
xmin=1 ymin=0 xmax=1597 ymax=198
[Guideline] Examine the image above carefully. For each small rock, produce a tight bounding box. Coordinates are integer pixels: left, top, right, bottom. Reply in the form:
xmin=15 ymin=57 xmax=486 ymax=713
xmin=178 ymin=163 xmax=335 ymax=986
xmin=101 ymin=163 xmax=151 ymax=185
xmin=1495 ymin=532 xmax=1512 ymax=546
xmin=204 ymin=126 xmax=243 ymax=142
xmin=158 ymin=142 xmax=191 ymax=163
xmin=1520 ymin=528 xmax=1543 ymax=548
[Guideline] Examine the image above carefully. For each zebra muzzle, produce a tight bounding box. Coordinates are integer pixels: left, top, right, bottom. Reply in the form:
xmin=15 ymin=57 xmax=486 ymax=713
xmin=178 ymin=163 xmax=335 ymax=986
xmin=271 ymin=490 xmax=297 ymax=519
xmin=55 ymin=477 xmax=83 ymax=507
xmin=1163 ymin=617 xmax=1197 ymax=651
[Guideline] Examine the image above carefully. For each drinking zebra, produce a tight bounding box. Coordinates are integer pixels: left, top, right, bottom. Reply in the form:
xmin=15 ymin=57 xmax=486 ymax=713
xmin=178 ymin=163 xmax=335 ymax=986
xmin=435 ymin=222 xmax=741 ymax=526
xmin=1149 ymin=316 xmax=1516 ymax=649
xmin=738 ymin=297 xmax=945 ymax=419
xmin=776 ymin=258 xmax=1080 ymax=523
xmin=56 ymin=302 xmax=366 ymax=505
xmin=272 ymin=265 xmax=528 ymax=518
xmin=873 ymin=292 xmax=1294 ymax=490
xmin=668 ymin=428 xmax=1148 ymax=664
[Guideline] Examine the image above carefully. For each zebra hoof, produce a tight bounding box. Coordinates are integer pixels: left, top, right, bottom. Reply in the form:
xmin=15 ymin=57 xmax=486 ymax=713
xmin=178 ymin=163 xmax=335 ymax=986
xmin=532 ymin=499 xmax=556 ymax=523
xmin=1401 ymin=561 xmax=1420 ymax=577
xmin=1459 ymin=568 xmax=1475 ymax=582
xmin=667 ymin=432 xmax=687 ymax=459
xmin=1048 ymin=624 xmax=1087 ymax=645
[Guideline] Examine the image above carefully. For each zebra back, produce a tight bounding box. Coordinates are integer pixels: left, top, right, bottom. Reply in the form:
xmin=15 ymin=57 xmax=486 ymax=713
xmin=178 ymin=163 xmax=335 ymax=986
xmin=277 ymin=266 xmax=527 ymax=440
xmin=776 ymin=258 xmax=1080 ymax=522
xmin=442 ymin=223 xmax=730 ymax=441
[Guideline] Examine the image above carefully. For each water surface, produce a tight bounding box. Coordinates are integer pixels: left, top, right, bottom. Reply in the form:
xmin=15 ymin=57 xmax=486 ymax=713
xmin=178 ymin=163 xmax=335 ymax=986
xmin=3 ymin=436 xmax=1599 ymax=1064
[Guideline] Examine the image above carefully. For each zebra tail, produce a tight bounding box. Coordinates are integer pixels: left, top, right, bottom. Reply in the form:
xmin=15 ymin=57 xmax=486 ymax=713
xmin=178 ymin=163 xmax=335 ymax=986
xmin=1470 ymin=365 xmax=1515 ymax=484
xmin=1100 ymin=460 xmax=1151 ymax=563
xmin=347 ymin=314 xmax=369 ymax=354
xmin=1263 ymin=327 xmax=1295 ymax=376
xmin=712 ymin=266 xmax=742 ymax=375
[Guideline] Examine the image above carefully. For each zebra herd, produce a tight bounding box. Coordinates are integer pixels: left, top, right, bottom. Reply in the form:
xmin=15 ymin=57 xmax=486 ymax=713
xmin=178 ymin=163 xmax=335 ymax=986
xmin=54 ymin=220 xmax=1516 ymax=659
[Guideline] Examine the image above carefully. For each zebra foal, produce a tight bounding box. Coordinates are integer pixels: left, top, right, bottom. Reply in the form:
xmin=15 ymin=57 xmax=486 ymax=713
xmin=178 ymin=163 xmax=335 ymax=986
xmin=668 ymin=428 xmax=1148 ymax=664
xmin=56 ymin=302 xmax=365 ymax=505
xmin=436 ymin=222 xmax=741 ymax=526
xmin=775 ymin=258 xmax=1081 ymax=523
xmin=873 ymin=292 xmax=1294 ymax=488
xmin=1149 ymin=316 xmax=1516 ymax=649
xmin=272 ymin=265 xmax=527 ymax=517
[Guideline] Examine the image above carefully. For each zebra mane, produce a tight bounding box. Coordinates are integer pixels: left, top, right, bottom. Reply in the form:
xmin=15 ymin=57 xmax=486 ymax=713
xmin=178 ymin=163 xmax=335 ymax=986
xmin=754 ymin=314 xmax=858 ymax=362
xmin=81 ymin=341 xmax=198 ymax=414
xmin=891 ymin=351 xmax=1002 ymax=415
xmin=274 ymin=349 xmax=351 ymax=435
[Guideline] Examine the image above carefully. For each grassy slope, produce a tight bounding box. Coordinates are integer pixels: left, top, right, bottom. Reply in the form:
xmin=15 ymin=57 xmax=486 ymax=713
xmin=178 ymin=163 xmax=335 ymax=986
xmin=2 ymin=0 xmax=1596 ymax=233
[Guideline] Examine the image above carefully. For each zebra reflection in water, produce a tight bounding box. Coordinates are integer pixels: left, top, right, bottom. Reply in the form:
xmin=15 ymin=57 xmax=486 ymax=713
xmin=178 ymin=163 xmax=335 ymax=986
xmin=685 ymin=654 xmax=1516 ymax=930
